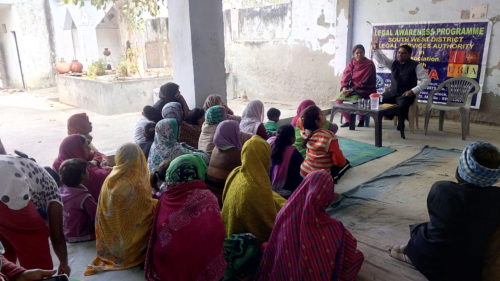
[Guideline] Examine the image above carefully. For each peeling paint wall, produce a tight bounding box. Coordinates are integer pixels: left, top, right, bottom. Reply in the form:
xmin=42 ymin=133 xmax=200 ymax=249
xmin=351 ymin=0 xmax=500 ymax=125
xmin=224 ymin=0 xmax=351 ymax=106
xmin=0 ymin=0 xmax=55 ymax=89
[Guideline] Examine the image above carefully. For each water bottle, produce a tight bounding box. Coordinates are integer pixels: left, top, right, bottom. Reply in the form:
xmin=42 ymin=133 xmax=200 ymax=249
xmin=370 ymin=93 xmax=380 ymax=110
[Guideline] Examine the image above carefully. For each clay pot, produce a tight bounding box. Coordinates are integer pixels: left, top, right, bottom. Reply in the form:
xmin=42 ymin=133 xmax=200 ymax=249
xmin=103 ymin=48 xmax=111 ymax=57
xmin=55 ymin=58 xmax=70 ymax=74
xmin=70 ymin=60 xmax=83 ymax=73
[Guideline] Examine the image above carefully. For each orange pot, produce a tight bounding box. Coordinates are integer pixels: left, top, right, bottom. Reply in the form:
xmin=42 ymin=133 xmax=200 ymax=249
xmin=70 ymin=60 xmax=83 ymax=73
xmin=55 ymin=59 xmax=70 ymax=74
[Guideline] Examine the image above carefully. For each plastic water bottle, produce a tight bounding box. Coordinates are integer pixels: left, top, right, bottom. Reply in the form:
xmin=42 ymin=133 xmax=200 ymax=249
xmin=370 ymin=93 xmax=380 ymax=110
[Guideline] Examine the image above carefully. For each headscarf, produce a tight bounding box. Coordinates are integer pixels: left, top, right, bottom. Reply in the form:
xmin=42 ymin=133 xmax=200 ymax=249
xmin=291 ymin=100 xmax=315 ymax=127
xmin=145 ymin=154 xmax=225 ymax=281
xmin=148 ymin=119 xmax=209 ymax=173
xmin=161 ymin=102 xmax=183 ymax=124
xmin=239 ymin=100 xmax=265 ymax=135
xmin=205 ymin=105 xmax=226 ymax=125
xmin=457 ymin=142 xmax=500 ymax=187
xmin=159 ymin=82 xmax=180 ymax=101
xmin=53 ymin=134 xmax=88 ymax=171
xmin=203 ymin=94 xmax=235 ymax=115
xmin=221 ymin=136 xmax=286 ymax=242
xmin=67 ymin=113 xmax=92 ymax=135
xmin=85 ymin=143 xmax=157 ymax=275
xmin=214 ymin=120 xmax=242 ymax=150
xmin=165 ymin=154 xmax=207 ymax=185
xmin=256 ymin=171 xmax=364 ymax=281
xmin=0 ymin=155 xmax=61 ymax=211
xmin=203 ymin=94 xmax=224 ymax=110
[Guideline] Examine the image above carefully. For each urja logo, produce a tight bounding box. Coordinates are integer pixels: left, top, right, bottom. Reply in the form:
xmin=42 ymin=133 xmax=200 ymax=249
xmin=447 ymin=64 xmax=478 ymax=78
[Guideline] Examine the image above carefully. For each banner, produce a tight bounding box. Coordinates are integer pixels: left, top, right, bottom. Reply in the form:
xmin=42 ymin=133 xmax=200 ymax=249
xmin=372 ymin=21 xmax=491 ymax=109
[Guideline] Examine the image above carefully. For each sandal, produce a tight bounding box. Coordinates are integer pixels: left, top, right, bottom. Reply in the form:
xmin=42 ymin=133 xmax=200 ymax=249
xmin=388 ymin=245 xmax=412 ymax=264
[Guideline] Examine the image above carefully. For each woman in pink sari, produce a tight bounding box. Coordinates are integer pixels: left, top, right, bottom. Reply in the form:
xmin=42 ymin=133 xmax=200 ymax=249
xmin=256 ymin=170 xmax=364 ymax=281
xmin=53 ymin=134 xmax=110 ymax=201
xmin=336 ymin=44 xmax=376 ymax=128
xmin=145 ymin=154 xmax=226 ymax=281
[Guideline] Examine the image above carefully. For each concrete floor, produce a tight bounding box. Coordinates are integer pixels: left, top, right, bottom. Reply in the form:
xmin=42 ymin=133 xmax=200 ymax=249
xmin=1 ymin=89 xmax=499 ymax=281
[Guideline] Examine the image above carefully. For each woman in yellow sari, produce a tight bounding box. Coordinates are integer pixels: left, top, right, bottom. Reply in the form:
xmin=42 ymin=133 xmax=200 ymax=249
xmin=222 ymin=136 xmax=286 ymax=242
xmin=85 ymin=143 xmax=157 ymax=275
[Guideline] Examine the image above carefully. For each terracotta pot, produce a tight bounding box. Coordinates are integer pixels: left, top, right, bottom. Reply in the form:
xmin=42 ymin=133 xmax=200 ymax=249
xmin=103 ymin=48 xmax=111 ymax=57
xmin=55 ymin=59 xmax=70 ymax=74
xmin=70 ymin=60 xmax=83 ymax=73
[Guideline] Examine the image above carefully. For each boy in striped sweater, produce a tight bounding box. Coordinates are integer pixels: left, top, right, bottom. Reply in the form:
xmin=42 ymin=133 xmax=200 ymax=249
xmin=299 ymin=105 xmax=350 ymax=182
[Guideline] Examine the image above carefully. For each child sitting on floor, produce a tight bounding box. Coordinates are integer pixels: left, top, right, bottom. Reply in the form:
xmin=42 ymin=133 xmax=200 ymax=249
xmin=59 ymin=158 xmax=97 ymax=243
xmin=300 ymin=105 xmax=350 ymax=182
xmin=264 ymin=107 xmax=281 ymax=136
xmin=138 ymin=121 xmax=156 ymax=159
xmin=134 ymin=105 xmax=162 ymax=143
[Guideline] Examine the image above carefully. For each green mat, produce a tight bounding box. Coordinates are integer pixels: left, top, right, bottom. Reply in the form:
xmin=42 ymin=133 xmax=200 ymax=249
xmin=338 ymin=138 xmax=396 ymax=167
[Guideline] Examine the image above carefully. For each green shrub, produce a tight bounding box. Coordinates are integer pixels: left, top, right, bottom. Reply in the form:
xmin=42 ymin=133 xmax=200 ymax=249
xmin=87 ymin=59 xmax=106 ymax=78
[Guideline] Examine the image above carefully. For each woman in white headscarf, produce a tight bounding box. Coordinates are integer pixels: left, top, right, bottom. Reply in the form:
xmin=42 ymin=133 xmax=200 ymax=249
xmin=239 ymin=100 xmax=268 ymax=140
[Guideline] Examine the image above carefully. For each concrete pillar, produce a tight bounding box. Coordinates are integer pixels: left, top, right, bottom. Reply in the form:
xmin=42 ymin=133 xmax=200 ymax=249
xmin=168 ymin=0 xmax=226 ymax=108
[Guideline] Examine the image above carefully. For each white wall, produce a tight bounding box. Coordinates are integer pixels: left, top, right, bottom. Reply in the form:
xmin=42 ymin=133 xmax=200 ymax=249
xmin=50 ymin=0 xmax=109 ymax=68
xmin=168 ymin=0 xmax=196 ymax=106
xmin=223 ymin=0 xmax=352 ymax=105
xmin=0 ymin=1 xmax=55 ymax=89
xmin=169 ymin=0 xmax=227 ymax=108
xmin=0 ymin=5 xmax=22 ymax=88
xmin=96 ymin=28 xmax=121 ymax=67
xmin=351 ymin=0 xmax=500 ymax=124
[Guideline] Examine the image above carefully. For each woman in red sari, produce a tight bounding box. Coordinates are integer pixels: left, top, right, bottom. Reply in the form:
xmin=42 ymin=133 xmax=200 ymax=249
xmin=145 ymin=154 xmax=226 ymax=281
xmin=336 ymin=44 xmax=376 ymax=128
xmin=256 ymin=171 xmax=364 ymax=281
xmin=53 ymin=134 xmax=110 ymax=201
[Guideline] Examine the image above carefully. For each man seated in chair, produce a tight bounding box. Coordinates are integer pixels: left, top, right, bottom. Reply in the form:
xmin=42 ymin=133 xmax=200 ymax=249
xmin=371 ymin=42 xmax=430 ymax=139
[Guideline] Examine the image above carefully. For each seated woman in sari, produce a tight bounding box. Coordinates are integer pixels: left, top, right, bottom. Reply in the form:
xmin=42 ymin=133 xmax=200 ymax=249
xmin=291 ymin=100 xmax=338 ymax=158
xmin=145 ymin=154 xmax=226 ymax=281
xmin=206 ymin=120 xmax=243 ymax=205
xmin=1 ymin=151 xmax=70 ymax=275
xmin=256 ymin=171 xmax=364 ymax=281
xmin=67 ymin=113 xmax=107 ymax=163
xmin=84 ymin=143 xmax=157 ymax=276
xmin=389 ymin=142 xmax=500 ymax=281
xmin=267 ymin=124 xmax=303 ymax=199
xmin=203 ymin=94 xmax=240 ymax=122
xmin=221 ymin=136 xmax=286 ymax=242
xmin=239 ymin=100 xmax=268 ymax=140
xmin=153 ymin=82 xmax=190 ymax=118
xmin=179 ymin=108 xmax=205 ymax=149
xmin=203 ymin=94 xmax=234 ymax=115
xmin=53 ymin=134 xmax=110 ymax=201
xmin=198 ymin=105 xmax=227 ymax=156
xmin=335 ymin=44 xmax=376 ymax=128
xmin=147 ymin=118 xmax=209 ymax=173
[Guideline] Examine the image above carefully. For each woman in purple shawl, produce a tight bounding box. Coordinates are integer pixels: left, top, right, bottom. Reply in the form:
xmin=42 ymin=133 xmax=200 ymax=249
xmin=206 ymin=120 xmax=243 ymax=206
xmin=267 ymin=124 xmax=304 ymax=198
